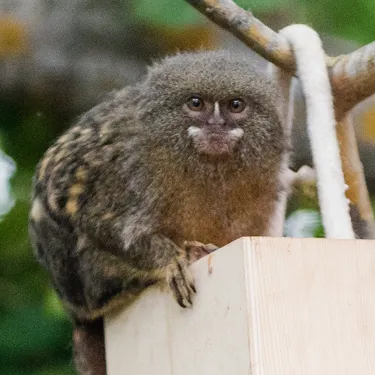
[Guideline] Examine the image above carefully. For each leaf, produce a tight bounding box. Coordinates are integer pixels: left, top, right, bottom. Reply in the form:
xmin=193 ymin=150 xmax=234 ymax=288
xmin=0 ymin=149 xmax=16 ymax=219
xmin=302 ymin=0 xmax=375 ymax=44
xmin=44 ymin=289 xmax=66 ymax=318
xmin=236 ymin=0 xmax=287 ymax=11
xmin=132 ymin=0 xmax=203 ymax=26
xmin=131 ymin=0 xmax=289 ymax=26
xmin=0 ymin=306 xmax=72 ymax=365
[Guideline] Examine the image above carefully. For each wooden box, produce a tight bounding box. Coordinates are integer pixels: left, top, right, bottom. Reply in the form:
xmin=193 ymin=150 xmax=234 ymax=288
xmin=105 ymin=237 xmax=375 ymax=375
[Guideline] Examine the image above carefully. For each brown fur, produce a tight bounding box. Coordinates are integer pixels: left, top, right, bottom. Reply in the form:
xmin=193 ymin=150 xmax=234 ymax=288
xmin=29 ymin=50 xmax=288 ymax=374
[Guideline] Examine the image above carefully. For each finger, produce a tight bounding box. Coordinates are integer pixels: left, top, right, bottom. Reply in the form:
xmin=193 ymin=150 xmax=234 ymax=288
xmin=171 ymin=277 xmax=186 ymax=308
xmin=177 ymin=260 xmax=194 ymax=293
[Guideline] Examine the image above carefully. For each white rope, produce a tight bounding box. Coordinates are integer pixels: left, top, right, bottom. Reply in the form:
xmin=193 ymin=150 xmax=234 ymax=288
xmin=280 ymin=24 xmax=355 ymax=239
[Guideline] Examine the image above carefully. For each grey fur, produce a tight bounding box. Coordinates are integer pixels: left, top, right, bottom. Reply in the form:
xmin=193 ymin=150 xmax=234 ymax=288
xmin=29 ymin=50 xmax=288 ymax=374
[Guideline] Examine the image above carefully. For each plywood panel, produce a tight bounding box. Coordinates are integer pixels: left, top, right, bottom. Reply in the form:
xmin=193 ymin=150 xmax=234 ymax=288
xmin=105 ymin=237 xmax=375 ymax=375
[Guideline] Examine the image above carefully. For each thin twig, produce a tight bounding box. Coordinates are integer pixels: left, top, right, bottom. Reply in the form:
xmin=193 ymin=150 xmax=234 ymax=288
xmin=337 ymin=115 xmax=375 ymax=237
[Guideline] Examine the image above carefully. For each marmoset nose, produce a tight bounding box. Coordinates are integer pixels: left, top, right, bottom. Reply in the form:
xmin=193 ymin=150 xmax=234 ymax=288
xmin=207 ymin=115 xmax=226 ymax=126
xmin=207 ymin=102 xmax=226 ymax=126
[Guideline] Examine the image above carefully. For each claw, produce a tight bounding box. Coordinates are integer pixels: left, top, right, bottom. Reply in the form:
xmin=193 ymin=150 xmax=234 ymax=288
xmin=171 ymin=277 xmax=186 ymax=308
xmin=190 ymin=283 xmax=196 ymax=294
xmin=166 ymin=255 xmax=195 ymax=308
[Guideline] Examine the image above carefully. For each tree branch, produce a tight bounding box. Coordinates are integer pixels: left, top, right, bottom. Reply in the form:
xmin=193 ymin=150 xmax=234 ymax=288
xmin=331 ymin=43 xmax=375 ymax=119
xmin=188 ymin=0 xmax=295 ymax=72
xmin=186 ymin=0 xmax=375 ymax=117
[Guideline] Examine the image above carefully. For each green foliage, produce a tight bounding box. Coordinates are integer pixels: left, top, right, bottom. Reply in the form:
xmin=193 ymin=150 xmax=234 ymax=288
xmin=302 ymin=0 xmax=375 ymax=44
xmin=0 ymin=100 xmax=73 ymax=375
xmin=131 ymin=0 xmax=288 ymax=26
xmin=314 ymin=223 xmax=325 ymax=238
xmin=132 ymin=0 xmax=203 ymax=26
xmin=236 ymin=0 xmax=287 ymax=10
xmin=131 ymin=0 xmax=375 ymax=44
xmin=0 ymin=203 xmax=75 ymax=375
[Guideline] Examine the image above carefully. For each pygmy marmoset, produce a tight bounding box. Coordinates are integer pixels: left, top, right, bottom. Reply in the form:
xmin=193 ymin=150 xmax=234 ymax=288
xmin=29 ymin=50 xmax=288 ymax=373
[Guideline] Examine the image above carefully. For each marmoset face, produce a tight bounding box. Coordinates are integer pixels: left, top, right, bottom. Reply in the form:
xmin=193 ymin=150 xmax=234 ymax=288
xmin=183 ymin=95 xmax=247 ymax=156
xmin=137 ymin=50 xmax=284 ymax=164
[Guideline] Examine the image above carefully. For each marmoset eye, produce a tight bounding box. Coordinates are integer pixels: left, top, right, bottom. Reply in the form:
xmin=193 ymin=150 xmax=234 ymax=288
xmin=187 ymin=96 xmax=204 ymax=111
xmin=229 ymin=99 xmax=246 ymax=113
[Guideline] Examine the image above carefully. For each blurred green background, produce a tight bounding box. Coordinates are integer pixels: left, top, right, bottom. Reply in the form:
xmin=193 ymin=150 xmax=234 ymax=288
xmin=1 ymin=0 xmax=375 ymax=374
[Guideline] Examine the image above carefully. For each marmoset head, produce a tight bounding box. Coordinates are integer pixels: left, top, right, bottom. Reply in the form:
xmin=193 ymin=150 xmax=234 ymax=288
xmin=137 ymin=50 xmax=285 ymax=165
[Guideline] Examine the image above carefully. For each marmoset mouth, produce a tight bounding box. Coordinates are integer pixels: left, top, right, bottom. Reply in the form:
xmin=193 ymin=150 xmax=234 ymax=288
xmin=188 ymin=126 xmax=244 ymax=156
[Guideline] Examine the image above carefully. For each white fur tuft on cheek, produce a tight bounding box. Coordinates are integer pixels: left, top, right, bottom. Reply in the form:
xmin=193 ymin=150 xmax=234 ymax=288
xmin=228 ymin=128 xmax=244 ymax=141
xmin=187 ymin=126 xmax=202 ymax=138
